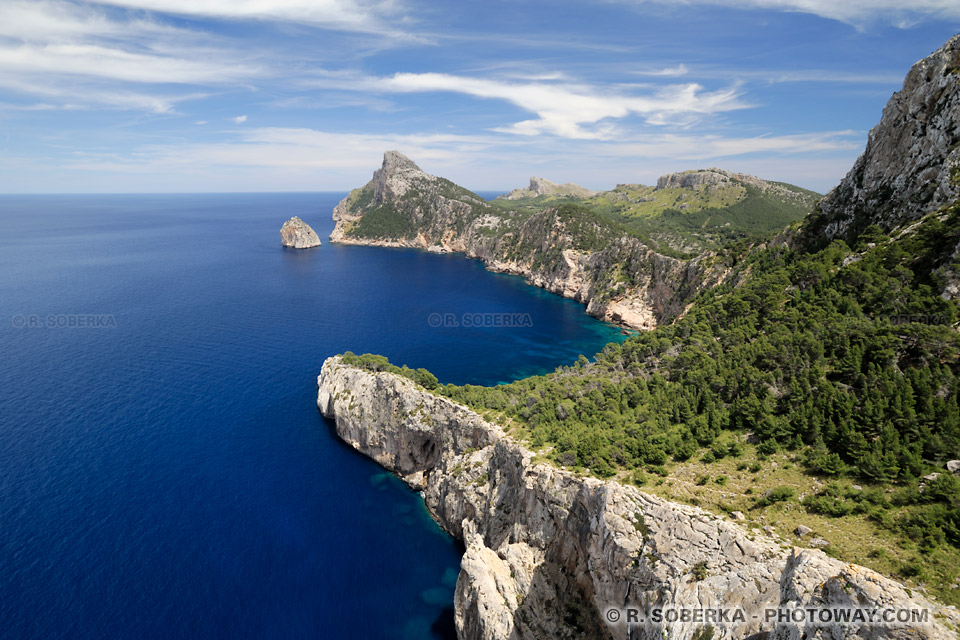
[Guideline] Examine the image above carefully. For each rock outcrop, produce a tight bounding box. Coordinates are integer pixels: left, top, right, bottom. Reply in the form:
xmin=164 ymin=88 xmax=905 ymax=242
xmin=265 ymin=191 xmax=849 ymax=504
xmin=317 ymin=358 xmax=960 ymax=640
xmin=656 ymin=169 xmax=809 ymax=202
xmin=280 ymin=216 xmax=322 ymax=248
xmin=804 ymin=35 xmax=960 ymax=246
xmin=500 ymin=176 xmax=598 ymax=200
xmin=330 ymin=151 xmax=733 ymax=330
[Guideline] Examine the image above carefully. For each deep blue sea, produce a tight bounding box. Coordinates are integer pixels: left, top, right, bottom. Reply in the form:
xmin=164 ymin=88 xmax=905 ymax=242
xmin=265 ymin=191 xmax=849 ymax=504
xmin=0 ymin=193 xmax=624 ymax=639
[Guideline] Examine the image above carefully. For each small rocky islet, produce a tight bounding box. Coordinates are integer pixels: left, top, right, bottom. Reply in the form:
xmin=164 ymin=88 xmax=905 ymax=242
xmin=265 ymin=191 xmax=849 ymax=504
xmin=280 ymin=216 xmax=322 ymax=249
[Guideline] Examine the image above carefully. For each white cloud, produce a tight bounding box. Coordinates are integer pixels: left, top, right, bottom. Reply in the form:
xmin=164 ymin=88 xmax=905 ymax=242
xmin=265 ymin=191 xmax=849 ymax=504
xmin=0 ymin=0 xmax=182 ymax=41
xmin=597 ymin=130 xmax=861 ymax=159
xmin=38 ymin=125 xmax=861 ymax=193
xmin=325 ymin=71 xmax=749 ymax=139
xmin=620 ymin=0 xmax=960 ymax=26
xmin=0 ymin=0 xmax=263 ymax=112
xmin=88 ymin=0 xmax=410 ymax=35
xmin=634 ymin=64 xmax=690 ymax=77
xmin=232 ymin=115 xmax=248 ymax=124
xmin=0 ymin=43 xmax=259 ymax=84
xmin=195 ymin=120 xmax=208 ymax=125
xmin=0 ymin=73 xmax=206 ymax=113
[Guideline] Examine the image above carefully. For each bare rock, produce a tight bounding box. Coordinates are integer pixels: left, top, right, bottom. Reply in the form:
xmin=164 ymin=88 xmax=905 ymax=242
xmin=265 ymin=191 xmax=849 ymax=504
xmin=794 ymin=525 xmax=812 ymax=538
xmin=500 ymin=176 xmax=598 ymax=200
xmin=329 ymin=152 xmax=736 ymax=330
xmin=317 ymin=357 xmax=960 ymax=639
xmin=805 ymin=35 xmax=960 ymax=247
xmin=280 ymin=216 xmax=321 ymax=249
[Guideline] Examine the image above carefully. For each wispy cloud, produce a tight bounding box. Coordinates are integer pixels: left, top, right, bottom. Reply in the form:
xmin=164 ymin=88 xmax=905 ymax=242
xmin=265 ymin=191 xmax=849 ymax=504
xmin=232 ymin=115 xmax=248 ymax=124
xmin=0 ymin=43 xmax=260 ymax=84
xmin=618 ymin=0 xmax=960 ymax=27
xmin=0 ymin=73 xmax=208 ymax=113
xmin=42 ymin=126 xmax=861 ymax=193
xmin=632 ymin=64 xmax=690 ymax=77
xmin=314 ymin=71 xmax=750 ymax=139
xmin=0 ymin=0 xmax=263 ymax=112
xmin=89 ymin=0 xmax=415 ymax=37
xmin=599 ymin=130 xmax=862 ymax=159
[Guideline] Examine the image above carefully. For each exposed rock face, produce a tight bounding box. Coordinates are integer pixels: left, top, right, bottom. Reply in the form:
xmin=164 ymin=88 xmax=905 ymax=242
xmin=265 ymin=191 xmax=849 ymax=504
xmin=372 ymin=149 xmax=436 ymax=202
xmin=317 ymin=358 xmax=960 ymax=640
xmin=805 ymin=35 xmax=960 ymax=246
xmin=656 ymin=168 xmax=809 ymax=202
xmin=330 ymin=152 xmax=733 ymax=330
xmin=280 ymin=216 xmax=322 ymax=248
xmin=500 ymin=176 xmax=598 ymax=200
xmin=656 ymin=169 xmax=730 ymax=190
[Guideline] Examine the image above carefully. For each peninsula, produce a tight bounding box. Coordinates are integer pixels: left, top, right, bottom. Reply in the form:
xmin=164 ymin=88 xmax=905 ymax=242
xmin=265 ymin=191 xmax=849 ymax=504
xmin=321 ymin=34 xmax=960 ymax=640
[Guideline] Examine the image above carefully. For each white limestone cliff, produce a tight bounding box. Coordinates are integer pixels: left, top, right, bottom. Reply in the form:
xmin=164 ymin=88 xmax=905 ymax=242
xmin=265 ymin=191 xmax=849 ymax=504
xmin=280 ymin=216 xmax=322 ymax=249
xmin=317 ymin=357 xmax=960 ymax=640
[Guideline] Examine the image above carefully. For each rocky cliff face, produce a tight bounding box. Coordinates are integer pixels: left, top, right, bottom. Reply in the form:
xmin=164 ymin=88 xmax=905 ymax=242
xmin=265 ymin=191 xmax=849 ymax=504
xmin=804 ymin=36 xmax=960 ymax=246
xmin=500 ymin=176 xmax=598 ymax=200
xmin=656 ymin=169 xmax=810 ymax=202
xmin=330 ymin=152 xmax=731 ymax=329
xmin=317 ymin=358 xmax=960 ymax=640
xmin=280 ymin=216 xmax=322 ymax=248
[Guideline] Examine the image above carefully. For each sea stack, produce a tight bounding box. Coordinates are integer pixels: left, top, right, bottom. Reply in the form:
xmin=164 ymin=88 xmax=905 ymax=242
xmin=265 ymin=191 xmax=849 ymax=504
xmin=280 ymin=216 xmax=322 ymax=249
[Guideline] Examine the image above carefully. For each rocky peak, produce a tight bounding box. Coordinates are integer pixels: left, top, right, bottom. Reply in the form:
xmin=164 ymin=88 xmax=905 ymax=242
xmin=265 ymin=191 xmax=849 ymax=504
xmin=500 ymin=176 xmax=597 ymax=200
xmin=807 ymin=34 xmax=960 ymax=245
xmin=280 ymin=216 xmax=321 ymax=249
xmin=371 ymin=150 xmax=436 ymax=202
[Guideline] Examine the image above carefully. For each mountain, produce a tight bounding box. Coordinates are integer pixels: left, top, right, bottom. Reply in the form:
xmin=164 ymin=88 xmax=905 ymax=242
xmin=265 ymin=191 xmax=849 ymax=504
xmin=499 ymin=176 xmax=598 ymax=200
xmin=330 ymin=151 xmax=735 ymax=329
xmin=494 ymin=168 xmax=819 ymax=255
xmin=322 ymin=33 xmax=960 ymax=639
xmin=802 ymin=34 xmax=960 ymax=249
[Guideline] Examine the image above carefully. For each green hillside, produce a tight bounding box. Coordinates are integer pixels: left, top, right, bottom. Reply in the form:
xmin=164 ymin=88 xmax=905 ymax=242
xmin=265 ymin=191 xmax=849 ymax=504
xmin=349 ymin=198 xmax=960 ymax=605
xmin=493 ymin=171 xmax=820 ymax=256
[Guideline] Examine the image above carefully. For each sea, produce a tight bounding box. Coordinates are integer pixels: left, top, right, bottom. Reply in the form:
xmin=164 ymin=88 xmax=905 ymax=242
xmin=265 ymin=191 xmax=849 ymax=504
xmin=0 ymin=192 xmax=625 ymax=639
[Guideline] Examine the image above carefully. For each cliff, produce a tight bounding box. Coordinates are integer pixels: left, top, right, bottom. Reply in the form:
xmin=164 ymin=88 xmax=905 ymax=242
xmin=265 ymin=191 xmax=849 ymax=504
xmin=655 ymin=169 xmax=811 ymax=204
xmin=500 ymin=176 xmax=598 ymax=200
xmin=803 ymin=35 xmax=960 ymax=247
xmin=330 ymin=152 xmax=733 ymax=329
xmin=317 ymin=357 xmax=960 ymax=640
xmin=280 ymin=216 xmax=322 ymax=248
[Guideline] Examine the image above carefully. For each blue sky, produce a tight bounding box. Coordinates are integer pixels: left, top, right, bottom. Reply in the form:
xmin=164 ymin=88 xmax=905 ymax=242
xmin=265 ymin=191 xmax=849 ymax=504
xmin=0 ymin=1 xmax=957 ymax=194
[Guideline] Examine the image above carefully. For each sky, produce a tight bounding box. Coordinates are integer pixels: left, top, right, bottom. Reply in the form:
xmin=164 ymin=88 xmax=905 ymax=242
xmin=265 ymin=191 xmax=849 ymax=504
xmin=0 ymin=1 xmax=957 ymax=194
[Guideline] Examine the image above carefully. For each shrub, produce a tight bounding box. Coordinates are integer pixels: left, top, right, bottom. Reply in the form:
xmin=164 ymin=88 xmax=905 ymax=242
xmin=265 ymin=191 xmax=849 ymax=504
xmin=691 ymin=561 xmax=709 ymax=581
xmin=754 ymin=486 xmax=795 ymax=509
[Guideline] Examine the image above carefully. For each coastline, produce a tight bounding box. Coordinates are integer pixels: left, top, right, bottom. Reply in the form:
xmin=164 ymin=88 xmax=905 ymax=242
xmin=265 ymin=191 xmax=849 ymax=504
xmin=317 ymin=356 xmax=960 ymax=640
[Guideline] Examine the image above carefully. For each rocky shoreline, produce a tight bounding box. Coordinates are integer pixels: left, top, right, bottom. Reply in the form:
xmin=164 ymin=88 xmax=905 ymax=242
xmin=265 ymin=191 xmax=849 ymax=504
xmin=317 ymin=357 xmax=960 ymax=640
xmin=328 ymin=152 xmax=731 ymax=330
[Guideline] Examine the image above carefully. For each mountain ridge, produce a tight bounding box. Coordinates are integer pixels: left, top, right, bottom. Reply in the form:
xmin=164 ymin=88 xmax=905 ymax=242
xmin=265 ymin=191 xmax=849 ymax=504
xmin=329 ymin=153 xmax=752 ymax=329
xmin=320 ymin=32 xmax=960 ymax=639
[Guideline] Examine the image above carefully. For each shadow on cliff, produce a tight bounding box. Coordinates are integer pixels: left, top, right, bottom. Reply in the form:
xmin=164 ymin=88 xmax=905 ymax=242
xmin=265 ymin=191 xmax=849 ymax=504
xmin=510 ymin=559 xmax=611 ymax=639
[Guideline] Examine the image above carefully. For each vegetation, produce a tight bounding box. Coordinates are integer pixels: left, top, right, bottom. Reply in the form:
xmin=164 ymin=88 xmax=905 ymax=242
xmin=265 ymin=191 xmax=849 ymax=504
xmin=337 ymin=182 xmax=960 ymax=602
xmin=492 ymin=177 xmax=818 ymax=255
xmin=345 ymin=179 xmax=506 ymax=240
xmin=340 ymin=352 xmax=439 ymax=390
xmin=430 ymin=201 xmax=960 ymax=602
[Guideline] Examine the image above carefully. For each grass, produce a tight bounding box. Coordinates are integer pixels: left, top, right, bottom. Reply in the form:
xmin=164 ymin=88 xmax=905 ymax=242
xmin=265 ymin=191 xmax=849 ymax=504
xmin=491 ymin=177 xmax=818 ymax=255
xmin=626 ymin=440 xmax=960 ymax=607
xmin=466 ymin=401 xmax=960 ymax=605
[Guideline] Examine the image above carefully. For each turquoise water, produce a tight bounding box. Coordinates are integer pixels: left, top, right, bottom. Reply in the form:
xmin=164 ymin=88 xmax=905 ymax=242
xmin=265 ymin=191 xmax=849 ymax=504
xmin=0 ymin=193 xmax=624 ymax=638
